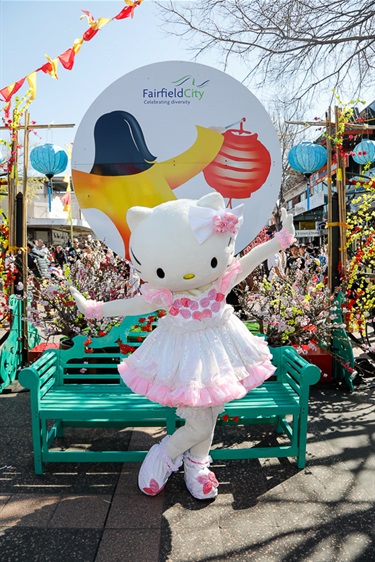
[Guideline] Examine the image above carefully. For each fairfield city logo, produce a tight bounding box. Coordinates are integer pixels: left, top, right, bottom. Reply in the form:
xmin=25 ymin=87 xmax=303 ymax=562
xmin=143 ymin=75 xmax=210 ymax=105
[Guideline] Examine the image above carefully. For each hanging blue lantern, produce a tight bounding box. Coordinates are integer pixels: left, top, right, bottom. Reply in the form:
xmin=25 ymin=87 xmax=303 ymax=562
xmin=288 ymin=142 xmax=327 ymax=212
xmin=288 ymin=142 xmax=328 ymax=175
xmin=351 ymin=139 xmax=375 ymax=165
xmin=30 ymin=143 xmax=68 ymax=211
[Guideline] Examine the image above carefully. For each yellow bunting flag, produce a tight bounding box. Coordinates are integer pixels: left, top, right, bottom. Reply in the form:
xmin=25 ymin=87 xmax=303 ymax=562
xmin=73 ymin=38 xmax=84 ymax=54
xmin=61 ymin=179 xmax=72 ymax=215
xmin=44 ymin=55 xmax=59 ymax=79
xmin=0 ymin=1 xmax=143 ymax=106
xmin=26 ymin=72 xmax=37 ymax=100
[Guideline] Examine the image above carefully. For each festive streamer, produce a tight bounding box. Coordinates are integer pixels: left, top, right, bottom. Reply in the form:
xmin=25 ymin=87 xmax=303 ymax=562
xmin=26 ymin=72 xmax=37 ymax=100
xmin=0 ymin=1 xmax=143 ymax=107
xmin=0 ymin=78 xmax=26 ymax=103
xmin=58 ymin=48 xmax=76 ymax=71
xmin=62 ymin=143 xmax=74 ymax=241
xmin=61 ymin=182 xmax=72 ymax=214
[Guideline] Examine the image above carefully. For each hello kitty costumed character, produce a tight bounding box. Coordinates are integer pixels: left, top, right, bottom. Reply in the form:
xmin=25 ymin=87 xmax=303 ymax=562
xmin=71 ymin=193 xmax=295 ymax=500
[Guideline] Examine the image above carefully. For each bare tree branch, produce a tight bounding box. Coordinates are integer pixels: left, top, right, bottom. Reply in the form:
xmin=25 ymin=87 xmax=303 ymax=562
xmin=157 ymin=0 xmax=375 ymax=103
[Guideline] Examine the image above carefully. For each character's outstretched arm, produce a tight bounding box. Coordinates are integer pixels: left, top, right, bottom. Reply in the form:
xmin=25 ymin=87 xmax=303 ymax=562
xmin=70 ymin=287 xmax=159 ymax=319
xmin=234 ymin=209 xmax=295 ymax=285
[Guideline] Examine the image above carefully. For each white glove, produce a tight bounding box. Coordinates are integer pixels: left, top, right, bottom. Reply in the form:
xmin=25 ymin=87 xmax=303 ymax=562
xmin=280 ymin=208 xmax=295 ymax=237
xmin=70 ymin=286 xmax=88 ymax=316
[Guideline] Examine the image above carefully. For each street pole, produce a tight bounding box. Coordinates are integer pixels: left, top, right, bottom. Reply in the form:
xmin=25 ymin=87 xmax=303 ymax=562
xmin=334 ymin=106 xmax=348 ymax=272
xmin=21 ymin=110 xmax=30 ymax=362
xmin=7 ymin=110 xmax=19 ymax=285
xmin=326 ymin=107 xmax=333 ymax=291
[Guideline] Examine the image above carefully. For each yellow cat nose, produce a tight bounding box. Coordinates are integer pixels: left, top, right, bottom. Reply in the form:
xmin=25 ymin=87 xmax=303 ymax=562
xmin=183 ymin=273 xmax=195 ymax=280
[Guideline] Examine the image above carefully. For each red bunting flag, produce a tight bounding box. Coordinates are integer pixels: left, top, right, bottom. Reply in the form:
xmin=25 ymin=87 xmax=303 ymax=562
xmin=0 ymin=78 xmax=26 ymax=102
xmin=3 ymin=101 xmax=11 ymax=120
xmin=0 ymin=1 xmax=143 ymax=106
xmin=58 ymin=48 xmax=76 ymax=70
xmin=81 ymin=9 xmax=95 ymax=25
xmin=114 ymin=6 xmax=134 ymax=19
xmin=38 ymin=62 xmax=53 ymax=74
xmin=82 ymin=27 xmax=99 ymax=42
xmin=61 ymin=190 xmax=71 ymax=212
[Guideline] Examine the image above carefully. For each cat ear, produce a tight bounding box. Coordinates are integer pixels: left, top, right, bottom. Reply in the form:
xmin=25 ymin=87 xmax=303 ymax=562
xmin=196 ymin=192 xmax=225 ymax=211
xmin=127 ymin=206 xmax=153 ymax=232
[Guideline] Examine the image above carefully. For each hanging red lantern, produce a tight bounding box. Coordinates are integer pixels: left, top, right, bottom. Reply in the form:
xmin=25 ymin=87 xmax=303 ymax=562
xmin=203 ymin=118 xmax=271 ymax=207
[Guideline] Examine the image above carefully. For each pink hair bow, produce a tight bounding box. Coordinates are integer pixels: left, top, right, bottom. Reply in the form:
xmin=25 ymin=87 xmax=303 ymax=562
xmin=189 ymin=203 xmax=244 ymax=244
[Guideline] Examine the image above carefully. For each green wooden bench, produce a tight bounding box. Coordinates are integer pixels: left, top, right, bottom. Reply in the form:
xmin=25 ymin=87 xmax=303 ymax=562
xmin=0 ymin=294 xmax=41 ymax=393
xmin=18 ymin=315 xmax=320 ymax=474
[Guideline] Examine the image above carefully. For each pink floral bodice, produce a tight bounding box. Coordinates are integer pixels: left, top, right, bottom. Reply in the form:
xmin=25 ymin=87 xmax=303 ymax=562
xmin=141 ymin=258 xmax=241 ymax=326
xmin=168 ymin=287 xmax=225 ymax=321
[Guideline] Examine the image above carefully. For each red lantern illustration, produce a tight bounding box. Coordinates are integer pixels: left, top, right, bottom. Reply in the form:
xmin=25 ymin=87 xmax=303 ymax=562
xmin=203 ymin=118 xmax=271 ymax=207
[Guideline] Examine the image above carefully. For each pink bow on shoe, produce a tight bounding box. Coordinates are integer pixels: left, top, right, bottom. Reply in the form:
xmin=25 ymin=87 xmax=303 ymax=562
xmin=196 ymin=471 xmax=219 ymax=495
xmin=143 ymin=478 xmax=165 ymax=496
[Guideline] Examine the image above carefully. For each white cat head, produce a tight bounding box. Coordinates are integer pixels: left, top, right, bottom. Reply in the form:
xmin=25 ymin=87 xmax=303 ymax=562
xmin=127 ymin=193 xmax=243 ymax=291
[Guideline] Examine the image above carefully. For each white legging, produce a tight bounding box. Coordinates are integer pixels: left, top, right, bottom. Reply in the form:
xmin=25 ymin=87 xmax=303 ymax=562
xmin=166 ymin=406 xmax=222 ymax=460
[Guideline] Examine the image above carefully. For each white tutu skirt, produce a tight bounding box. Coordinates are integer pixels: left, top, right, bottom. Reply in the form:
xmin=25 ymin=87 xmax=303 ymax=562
xmin=118 ymin=307 xmax=276 ymax=408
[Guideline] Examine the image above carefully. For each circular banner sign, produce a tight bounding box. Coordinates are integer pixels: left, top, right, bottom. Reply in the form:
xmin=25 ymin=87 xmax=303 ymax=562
xmin=72 ymin=61 xmax=281 ymax=258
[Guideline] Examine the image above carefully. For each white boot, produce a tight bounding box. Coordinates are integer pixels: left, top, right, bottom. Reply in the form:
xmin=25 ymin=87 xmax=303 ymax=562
xmin=138 ymin=435 xmax=183 ymax=496
xmin=183 ymin=452 xmax=219 ymax=500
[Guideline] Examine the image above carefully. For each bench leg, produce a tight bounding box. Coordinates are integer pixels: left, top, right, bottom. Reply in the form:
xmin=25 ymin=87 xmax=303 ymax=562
xmin=276 ymin=416 xmax=285 ymax=434
xmin=55 ymin=420 xmax=64 ymax=437
xmin=297 ymin=453 xmax=306 ymax=469
xmin=296 ymin=412 xmax=308 ymax=469
xmin=30 ymin=414 xmax=44 ymax=474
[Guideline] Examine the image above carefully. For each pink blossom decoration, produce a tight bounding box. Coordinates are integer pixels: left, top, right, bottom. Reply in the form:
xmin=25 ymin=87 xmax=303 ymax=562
xmin=180 ymin=309 xmax=192 ymax=319
xmin=208 ymin=288 xmax=217 ymax=300
xmin=212 ymin=212 xmax=239 ymax=235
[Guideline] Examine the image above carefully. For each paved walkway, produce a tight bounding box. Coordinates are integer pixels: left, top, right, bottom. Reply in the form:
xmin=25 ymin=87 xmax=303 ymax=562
xmin=0 ymin=377 xmax=374 ymax=561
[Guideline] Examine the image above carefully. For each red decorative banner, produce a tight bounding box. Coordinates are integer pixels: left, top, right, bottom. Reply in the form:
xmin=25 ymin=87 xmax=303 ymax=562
xmin=0 ymin=78 xmax=26 ymax=103
xmin=58 ymin=49 xmax=76 ymax=71
xmin=0 ymin=1 xmax=143 ymax=106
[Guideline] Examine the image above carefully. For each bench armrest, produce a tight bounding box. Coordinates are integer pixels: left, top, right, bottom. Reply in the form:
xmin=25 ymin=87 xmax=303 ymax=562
xmin=271 ymin=346 xmax=321 ymax=390
xmin=18 ymin=351 xmax=58 ymax=396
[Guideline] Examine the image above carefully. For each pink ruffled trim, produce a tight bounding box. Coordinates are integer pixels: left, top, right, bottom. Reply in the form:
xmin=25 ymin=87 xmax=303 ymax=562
xmin=220 ymin=258 xmax=242 ymax=294
xmin=118 ymin=360 xmax=276 ymax=408
xmin=141 ymin=283 xmax=173 ymax=308
xmin=86 ymin=300 xmax=103 ymax=320
xmin=275 ymin=228 xmax=296 ymax=251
